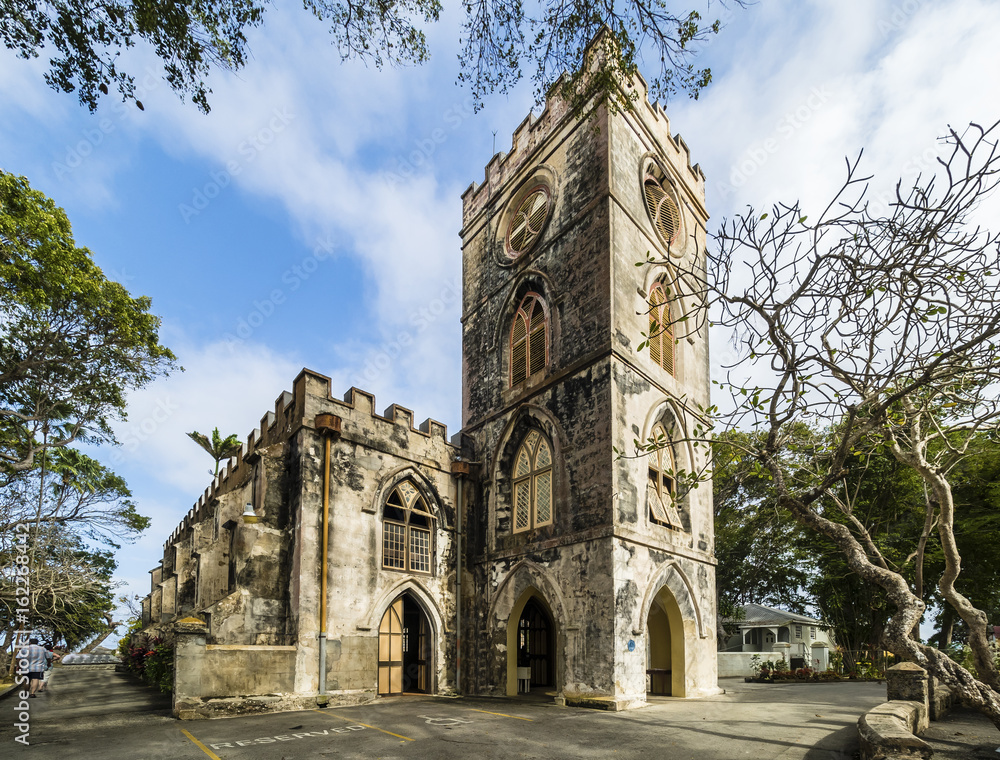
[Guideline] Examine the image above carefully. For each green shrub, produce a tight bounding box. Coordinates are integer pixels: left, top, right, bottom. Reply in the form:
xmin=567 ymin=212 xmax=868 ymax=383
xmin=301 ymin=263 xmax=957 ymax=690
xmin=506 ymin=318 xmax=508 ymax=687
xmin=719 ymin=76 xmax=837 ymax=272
xmin=118 ymin=623 xmax=172 ymax=693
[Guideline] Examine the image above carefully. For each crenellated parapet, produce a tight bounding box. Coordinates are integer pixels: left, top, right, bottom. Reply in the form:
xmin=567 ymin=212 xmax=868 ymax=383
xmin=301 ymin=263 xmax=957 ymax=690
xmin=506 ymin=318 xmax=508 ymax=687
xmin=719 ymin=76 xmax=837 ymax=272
xmin=161 ymin=367 xmax=456 ymax=551
xmin=461 ymin=31 xmax=705 ymax=229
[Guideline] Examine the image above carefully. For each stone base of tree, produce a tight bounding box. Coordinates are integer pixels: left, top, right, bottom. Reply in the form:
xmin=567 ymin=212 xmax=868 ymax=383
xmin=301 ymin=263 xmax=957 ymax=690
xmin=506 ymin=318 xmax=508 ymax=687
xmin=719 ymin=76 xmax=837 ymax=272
xmin=857 ymin=662 xmax=955 ymax=760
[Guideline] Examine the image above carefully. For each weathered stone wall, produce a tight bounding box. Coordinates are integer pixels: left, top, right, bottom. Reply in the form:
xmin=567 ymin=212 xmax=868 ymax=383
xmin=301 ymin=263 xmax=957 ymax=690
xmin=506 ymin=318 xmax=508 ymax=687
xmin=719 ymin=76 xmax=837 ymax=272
xmin=145 ymin=419 xmax=292 ymax=644
xmin=151 ymin=369 xmax=458 ymax=706
xmin=717 ymin=651 xmax=759 ymax=677
xmin=460 ymin=53 xmax=717 ymax=706
xmin=286 ymin=372 xmax=458 ymax=698
xmin=198 ymin=645 xmax=297 ymax=696
xmin=461 ymin=89 xmax=625 ymax=701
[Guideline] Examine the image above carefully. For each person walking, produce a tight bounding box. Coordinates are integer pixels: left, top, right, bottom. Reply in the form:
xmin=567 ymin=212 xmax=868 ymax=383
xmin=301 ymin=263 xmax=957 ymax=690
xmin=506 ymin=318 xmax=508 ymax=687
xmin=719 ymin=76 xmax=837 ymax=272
xmin=20 ymin=638 xmax=51 ymax=697
xmin=39 ymin=644 xmax=61 ymax=693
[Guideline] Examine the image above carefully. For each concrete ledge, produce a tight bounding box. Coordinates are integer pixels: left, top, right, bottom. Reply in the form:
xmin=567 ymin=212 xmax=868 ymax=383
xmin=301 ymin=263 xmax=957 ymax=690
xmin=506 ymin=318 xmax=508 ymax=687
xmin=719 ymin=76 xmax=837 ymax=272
xmin=562 ymin=694 xmax=644 ymax=711
xmin=205 ymin=645 xmax=297 ymax=651
xmin=858 ymin=701 xmax=932 ymax=760
xmin=62 ymin=663 xmax=118 ymax=670
xmin=175 ymin=690 xmax=377 ymax=719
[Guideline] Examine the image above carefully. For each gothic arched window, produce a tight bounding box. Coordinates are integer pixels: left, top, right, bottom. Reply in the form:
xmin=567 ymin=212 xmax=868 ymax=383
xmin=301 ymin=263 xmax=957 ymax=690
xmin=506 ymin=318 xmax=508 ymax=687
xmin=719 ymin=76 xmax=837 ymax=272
xmin=512 ymin=430 xmax=553 ymax=533
xmin=510 ymin=293 xmax=547 ymax=386
xmin=648 ymin=282 xmax=675 ymax=376
xmin=647 ymin=422 xmax=683 ymax=529
xmin=382 ymin=480 xmax=433 ymax=573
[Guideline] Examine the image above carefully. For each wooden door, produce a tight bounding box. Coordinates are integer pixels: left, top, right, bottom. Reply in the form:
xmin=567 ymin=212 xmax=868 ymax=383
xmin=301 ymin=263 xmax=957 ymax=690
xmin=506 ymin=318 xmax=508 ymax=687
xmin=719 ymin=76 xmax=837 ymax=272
xmin=378 ymin=598 xmax=404 ymax=695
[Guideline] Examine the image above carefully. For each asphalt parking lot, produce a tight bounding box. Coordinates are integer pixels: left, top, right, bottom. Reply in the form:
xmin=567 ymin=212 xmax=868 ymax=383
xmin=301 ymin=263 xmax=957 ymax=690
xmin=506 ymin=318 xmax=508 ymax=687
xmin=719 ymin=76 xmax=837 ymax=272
xmin=2 ymin=668 xmax=891 ymax=759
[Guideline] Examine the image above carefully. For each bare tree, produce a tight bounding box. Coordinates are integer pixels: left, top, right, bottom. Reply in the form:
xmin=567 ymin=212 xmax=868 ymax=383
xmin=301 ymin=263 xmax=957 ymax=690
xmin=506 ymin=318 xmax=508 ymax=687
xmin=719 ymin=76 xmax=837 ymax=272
xmin=662 ymin=121 xmax=1000 ymax=726
xmin=1 ymin=527 xmax=118 ymax=653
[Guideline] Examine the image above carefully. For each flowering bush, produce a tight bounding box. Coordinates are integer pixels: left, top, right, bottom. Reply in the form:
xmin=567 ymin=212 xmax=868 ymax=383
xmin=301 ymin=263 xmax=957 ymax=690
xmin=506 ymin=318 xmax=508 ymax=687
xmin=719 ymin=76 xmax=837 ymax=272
xmin=117 ymin=622 xmax=173 ymax=693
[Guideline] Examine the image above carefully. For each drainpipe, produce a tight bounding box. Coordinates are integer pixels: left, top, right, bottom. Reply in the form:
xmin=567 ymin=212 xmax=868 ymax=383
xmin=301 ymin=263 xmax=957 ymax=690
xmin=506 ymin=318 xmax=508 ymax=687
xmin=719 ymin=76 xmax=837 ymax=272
xmin=315 ymin=414 xmax=342 ymax=702
xmin=451 ymin=459 xmax=470 ymax=695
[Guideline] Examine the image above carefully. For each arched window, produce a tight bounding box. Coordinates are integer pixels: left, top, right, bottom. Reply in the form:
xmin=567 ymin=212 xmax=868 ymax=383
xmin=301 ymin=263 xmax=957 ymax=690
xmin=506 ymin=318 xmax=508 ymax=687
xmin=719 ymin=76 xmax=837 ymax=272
xmin=510 ymin=293 xmax=547 ymax=386
xmin=647 ymin=422 xmax=683 ymax=529
xmin=643 ymin=165 xmax=682 ymax=247
xmin=512 ymin=430 xmax=553 ymax=533
xmin=647 ymin=282 xmax=675 ymax=376
xmin=382 ymin=480 xmax=433 ymax=573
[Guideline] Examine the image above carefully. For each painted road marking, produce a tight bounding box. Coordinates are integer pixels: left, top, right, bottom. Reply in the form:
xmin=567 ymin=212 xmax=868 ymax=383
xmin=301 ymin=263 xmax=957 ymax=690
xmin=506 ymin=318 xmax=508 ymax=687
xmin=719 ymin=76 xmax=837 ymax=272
xmin=181 ymin=729 xmax=223 ymax=760
xmin=469 ymin=708 xmax=534 ymax=721
xmin=204 ymin=726 xmax=367 ymax=750
xmin=312 ymin=708 xmax=414 ymax=741
xmin=419 ymin=714 xmax=474 ymax=726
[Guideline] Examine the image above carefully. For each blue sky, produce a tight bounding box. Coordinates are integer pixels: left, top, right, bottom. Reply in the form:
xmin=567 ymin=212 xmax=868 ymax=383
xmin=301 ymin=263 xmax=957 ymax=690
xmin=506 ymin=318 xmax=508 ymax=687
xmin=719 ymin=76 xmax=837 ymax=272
xmin=2 ymin=0 xmax=999 ymax=633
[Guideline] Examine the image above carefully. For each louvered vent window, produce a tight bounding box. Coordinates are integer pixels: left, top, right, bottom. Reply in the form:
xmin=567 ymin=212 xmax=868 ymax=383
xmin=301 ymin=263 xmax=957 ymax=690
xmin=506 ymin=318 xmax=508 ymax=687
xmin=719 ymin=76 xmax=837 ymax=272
xmin=512 ymin=430 xmax=553 ymax=534
xmin=510 ymin=293 xmax=548 ymax=386
xmin=648 ymin=282 xmax=675 ymax=376
xmin=643 ymin=167 xmax=681 ymax=248
xmin=382 ymin=480 xmax=433 ymax=573
xmin=647 ymin=423 xmax=683 ymax=530
xmin=506 ymin=187 xmax=550 ymax=257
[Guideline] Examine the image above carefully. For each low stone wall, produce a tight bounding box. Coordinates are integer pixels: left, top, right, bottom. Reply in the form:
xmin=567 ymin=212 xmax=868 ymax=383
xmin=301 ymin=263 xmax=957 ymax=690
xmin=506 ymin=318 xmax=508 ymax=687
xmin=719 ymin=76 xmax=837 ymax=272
xmin=858 ymin=662 xmax=955 ymax=760
xmin=198 ymin=645 xmax=297 ymax=696
xmin=171 ymin=616 xmax=376 ymax=719
xmin=717 ymin=652 xmax=757 ymax=678
xmin=928 ymin=677 xmax=954 ymax=721
xmin=858 ymin=701 xmax=931 ymax=760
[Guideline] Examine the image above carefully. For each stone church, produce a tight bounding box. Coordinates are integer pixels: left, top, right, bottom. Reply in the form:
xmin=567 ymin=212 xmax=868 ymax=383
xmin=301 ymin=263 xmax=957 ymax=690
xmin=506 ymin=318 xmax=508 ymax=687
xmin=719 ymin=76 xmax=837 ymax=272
xmin=141 ymin=40 xmax=720 ymax=718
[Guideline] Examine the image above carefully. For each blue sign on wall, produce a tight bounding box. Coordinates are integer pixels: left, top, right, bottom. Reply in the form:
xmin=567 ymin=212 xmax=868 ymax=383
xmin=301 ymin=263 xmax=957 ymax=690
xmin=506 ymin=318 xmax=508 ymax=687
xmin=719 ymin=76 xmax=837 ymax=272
xmin=628 ymin=639 xmax=635 ymax=652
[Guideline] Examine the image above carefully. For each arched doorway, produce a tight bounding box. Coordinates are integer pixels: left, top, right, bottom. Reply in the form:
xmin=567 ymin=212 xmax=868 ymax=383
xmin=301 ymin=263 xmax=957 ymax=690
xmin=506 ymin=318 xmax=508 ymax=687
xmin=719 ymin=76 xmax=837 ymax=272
xmin=505 ymin=587 xmax=558 ymax=696
xmin=646 ymin=586 xmax=685 ymax=696
xmin=378 ymin=594 xmax=431 ymax=695
xmin=517 ymin=598 xmax=553 ymax=689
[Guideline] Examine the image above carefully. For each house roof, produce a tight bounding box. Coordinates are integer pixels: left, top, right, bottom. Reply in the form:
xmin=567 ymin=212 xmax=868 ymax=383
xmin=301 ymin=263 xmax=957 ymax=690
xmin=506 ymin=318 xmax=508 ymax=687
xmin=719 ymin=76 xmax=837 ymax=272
xmin=729 ymin=603 xmax=826 ymax=627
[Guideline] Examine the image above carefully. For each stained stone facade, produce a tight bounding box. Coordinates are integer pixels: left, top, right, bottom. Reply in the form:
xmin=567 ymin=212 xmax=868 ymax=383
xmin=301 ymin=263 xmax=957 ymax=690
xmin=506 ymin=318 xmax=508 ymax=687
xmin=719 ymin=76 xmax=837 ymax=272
xmin=142 ymin=40 xmax=719 ymax=717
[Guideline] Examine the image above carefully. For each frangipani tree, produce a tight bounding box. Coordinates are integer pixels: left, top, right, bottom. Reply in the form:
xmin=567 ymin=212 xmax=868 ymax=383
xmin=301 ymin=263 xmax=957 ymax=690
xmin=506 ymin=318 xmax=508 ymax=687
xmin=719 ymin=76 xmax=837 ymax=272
xmin=658 ymin=121 xmax=1000 ymax=727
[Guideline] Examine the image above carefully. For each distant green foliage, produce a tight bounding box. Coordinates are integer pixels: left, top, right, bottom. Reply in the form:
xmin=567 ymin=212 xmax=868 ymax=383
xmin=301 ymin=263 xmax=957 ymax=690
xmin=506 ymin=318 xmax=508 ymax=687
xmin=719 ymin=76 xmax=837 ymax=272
xmin=712 ymin=428 xmax=811 ymax=619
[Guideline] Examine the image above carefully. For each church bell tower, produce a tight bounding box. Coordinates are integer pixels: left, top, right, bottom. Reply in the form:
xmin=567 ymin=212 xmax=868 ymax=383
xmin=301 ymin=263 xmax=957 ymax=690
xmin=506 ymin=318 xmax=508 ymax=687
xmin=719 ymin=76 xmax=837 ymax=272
xmin=458 ymin=34 xmax=719 ymax=707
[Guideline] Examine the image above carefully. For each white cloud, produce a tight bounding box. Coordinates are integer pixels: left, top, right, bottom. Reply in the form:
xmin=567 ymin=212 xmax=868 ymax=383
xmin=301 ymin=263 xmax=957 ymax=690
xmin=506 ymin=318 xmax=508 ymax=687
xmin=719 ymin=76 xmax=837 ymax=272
xmin=676 ymin=0 xmax=1000 ymax=219
xmin=106 ymin=332 xmax=302 ymax=496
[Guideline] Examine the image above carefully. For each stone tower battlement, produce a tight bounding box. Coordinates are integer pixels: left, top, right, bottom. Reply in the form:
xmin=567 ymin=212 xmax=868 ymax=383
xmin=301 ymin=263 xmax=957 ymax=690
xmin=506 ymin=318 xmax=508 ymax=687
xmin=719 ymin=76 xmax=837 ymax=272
xmin=461 ymin=37 xmax=706 ymax=229
xmin=163 ymin=367 xmax=455 ymax=549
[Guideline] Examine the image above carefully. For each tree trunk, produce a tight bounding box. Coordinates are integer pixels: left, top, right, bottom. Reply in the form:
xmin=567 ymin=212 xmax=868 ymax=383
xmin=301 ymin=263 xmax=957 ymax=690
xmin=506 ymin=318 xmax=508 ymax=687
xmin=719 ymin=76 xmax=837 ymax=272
xmin=937 ymin=608 xmax=955 ymax=650
xmin=80 ymin=623 xmax=118 ymax=654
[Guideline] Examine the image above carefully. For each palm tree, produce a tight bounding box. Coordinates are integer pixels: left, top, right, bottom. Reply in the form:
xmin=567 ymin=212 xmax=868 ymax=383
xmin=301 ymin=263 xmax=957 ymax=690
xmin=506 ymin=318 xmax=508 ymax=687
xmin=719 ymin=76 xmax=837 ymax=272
xmin=186 ymin=427 xmax=242 ymax=476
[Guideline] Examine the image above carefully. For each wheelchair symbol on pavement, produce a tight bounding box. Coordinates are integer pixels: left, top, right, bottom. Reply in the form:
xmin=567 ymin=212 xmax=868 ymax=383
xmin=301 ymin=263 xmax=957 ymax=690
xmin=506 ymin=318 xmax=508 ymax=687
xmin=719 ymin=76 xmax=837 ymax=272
xmin=419 ymin=715 xmax=474 ymax=726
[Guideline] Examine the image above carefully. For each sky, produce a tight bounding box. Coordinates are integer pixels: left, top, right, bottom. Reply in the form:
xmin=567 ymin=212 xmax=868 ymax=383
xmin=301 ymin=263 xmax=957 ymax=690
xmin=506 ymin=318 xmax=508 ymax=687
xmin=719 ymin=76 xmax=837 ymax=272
xmin=2 ymin=0 xmax=999 ymax=641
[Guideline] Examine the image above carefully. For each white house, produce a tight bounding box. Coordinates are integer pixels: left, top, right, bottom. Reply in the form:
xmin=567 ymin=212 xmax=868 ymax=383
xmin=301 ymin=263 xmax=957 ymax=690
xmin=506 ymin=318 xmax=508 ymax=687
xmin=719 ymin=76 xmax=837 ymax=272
xmin=718 ymin=604 xmax=836 ymax=677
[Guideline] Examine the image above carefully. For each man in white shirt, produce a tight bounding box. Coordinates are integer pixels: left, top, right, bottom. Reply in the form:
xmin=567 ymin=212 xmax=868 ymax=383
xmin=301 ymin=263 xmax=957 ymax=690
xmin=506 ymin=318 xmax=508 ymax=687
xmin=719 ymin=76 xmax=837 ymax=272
xmin=20 ymin=638 xmax=51 ymax=697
